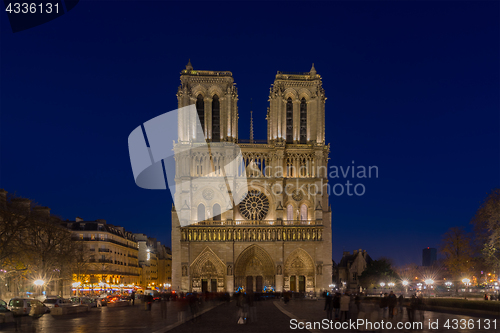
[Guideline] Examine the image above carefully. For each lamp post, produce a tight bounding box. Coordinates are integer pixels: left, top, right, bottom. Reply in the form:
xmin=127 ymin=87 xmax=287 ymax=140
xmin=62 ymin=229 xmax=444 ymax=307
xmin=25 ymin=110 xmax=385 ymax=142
xmin=462 ymin=278 xmax=470 ymax=300
xmin=34 ymin=279 xmax=45 ymax=298
xmin=402 ymin=280 xmax=409 ymax=295
xmin=424 ymin=279 xmax=434 ymax=297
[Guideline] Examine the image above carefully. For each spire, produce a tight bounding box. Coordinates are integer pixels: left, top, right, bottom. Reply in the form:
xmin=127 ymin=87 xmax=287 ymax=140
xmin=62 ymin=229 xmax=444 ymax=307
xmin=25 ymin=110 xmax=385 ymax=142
xmin=250 ymin=99 xmax=254 ymax=143
xmin=186 ymin=59 xmax=193 ymax=71
xmin=310 ymin=63 xmax=316 ymax=75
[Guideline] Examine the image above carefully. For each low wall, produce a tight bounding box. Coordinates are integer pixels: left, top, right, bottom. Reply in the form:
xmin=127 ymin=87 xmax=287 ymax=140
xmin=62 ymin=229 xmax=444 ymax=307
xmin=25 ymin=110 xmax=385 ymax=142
xmin=50 ymin=305 xmax=89 ymax=315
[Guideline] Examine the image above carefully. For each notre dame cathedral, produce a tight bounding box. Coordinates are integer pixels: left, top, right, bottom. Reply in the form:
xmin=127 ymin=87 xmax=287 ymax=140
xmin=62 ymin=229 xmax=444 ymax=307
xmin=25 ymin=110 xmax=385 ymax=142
xmin=171 ymin=61 xmax=332 ymax=293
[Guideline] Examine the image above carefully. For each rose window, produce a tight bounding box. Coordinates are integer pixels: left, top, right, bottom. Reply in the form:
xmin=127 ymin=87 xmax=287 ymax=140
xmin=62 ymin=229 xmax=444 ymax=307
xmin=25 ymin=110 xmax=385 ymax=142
xmin=239 ymin=190 xmax=269 ymax=220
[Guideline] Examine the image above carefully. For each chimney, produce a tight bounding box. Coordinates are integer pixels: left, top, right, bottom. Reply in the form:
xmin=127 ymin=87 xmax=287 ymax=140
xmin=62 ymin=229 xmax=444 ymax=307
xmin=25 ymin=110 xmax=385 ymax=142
xmin=11 ymin=198 xmax=31 ymax=213
xmin=353 ymin=250 xmax=358 ymax=255
xmin=358 ymin=249 xmax=362 ymax=253
xmin=96 ymin=219 xmax=107 ymax=224
xmin=32 ymin=206 xmax=51 ymax=218
xmin=0 ymin=189 xmax=7 ymax=209
xmin=75 ymin=217 xmax=84 ymax=222
xmin=343 ymin=251 xmax=350 ymax=257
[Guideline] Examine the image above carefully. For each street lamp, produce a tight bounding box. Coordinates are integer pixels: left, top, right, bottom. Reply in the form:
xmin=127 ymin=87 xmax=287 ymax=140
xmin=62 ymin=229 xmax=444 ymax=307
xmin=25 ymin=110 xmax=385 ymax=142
xmin=425 ymin=279 xmax=434 ymax=297
xmin=462 ymin=278 xmax=471 ymax=299
xmin=388 ymin=282 xmax=395 ymax=288
xmin=34 ymin=279 xmax=45 ymax=297
xmin=402 ymin=280 xmax=409 ymax=294
xmin=380 ymin=282 xmax=386 ymax=288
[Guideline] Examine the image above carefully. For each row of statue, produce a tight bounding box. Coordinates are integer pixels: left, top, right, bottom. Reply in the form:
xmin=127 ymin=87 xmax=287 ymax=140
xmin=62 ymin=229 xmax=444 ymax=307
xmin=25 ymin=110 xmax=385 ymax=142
xmin=181 ymin=227 xmax=323 ymax=242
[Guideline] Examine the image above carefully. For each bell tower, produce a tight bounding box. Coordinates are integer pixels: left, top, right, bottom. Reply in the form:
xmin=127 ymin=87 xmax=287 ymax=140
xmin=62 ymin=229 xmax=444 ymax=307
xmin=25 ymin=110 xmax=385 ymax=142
xmin=177 ymin=60 xmax=239 ymax=142
xmin=267 ymin=64 xmax=326 ymax=145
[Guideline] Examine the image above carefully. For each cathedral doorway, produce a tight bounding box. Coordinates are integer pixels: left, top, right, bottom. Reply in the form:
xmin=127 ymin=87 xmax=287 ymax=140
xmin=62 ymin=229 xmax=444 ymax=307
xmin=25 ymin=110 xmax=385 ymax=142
xmin=290 ymin=276 xmax=296 ymax=292
xmin=246 ymin=276 xmax=253 ymax=292
xmin=255 ymin=276 xmax=263 ymax=292
xmin=284 ymin=249 xmax=315 ymax=292
xmin=190 ymin=248 xmax=226 ymax=292
xmin=235 ymin=245 xmax=275 ymax=292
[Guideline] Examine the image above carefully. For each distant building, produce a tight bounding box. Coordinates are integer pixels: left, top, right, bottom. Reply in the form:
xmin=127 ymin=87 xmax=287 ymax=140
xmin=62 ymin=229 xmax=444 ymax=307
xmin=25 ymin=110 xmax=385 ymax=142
xmin=67 ymin=218 xmax=142 ymax=286
xmin=134 ymin=234 xmax=172 ymax=290
xmin=422 ymin=247 xmax=437 ymax=266
xmin=338 ymin=249 xmax=372 ymax=291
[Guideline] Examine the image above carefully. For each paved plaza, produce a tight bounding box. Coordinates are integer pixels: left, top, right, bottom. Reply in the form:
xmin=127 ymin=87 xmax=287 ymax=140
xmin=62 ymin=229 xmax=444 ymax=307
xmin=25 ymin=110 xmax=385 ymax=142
xmin=1 ymin=298 xmax=498 ymax=333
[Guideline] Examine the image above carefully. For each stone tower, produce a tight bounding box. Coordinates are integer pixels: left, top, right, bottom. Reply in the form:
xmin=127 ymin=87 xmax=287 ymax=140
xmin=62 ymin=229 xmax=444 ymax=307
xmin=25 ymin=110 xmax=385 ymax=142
xmin=171 ymin=62 xmax=332 ymax=294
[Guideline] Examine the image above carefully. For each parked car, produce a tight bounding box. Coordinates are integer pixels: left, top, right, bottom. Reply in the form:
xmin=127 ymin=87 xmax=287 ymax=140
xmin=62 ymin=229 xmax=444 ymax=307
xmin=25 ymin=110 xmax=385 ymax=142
xmin=8 ymin=298 xmax=49 ymax=316
xmin=70 ymin=297 xmax=97 ymax=307
xmin=42 ymin=297 xmax=73 ymax=308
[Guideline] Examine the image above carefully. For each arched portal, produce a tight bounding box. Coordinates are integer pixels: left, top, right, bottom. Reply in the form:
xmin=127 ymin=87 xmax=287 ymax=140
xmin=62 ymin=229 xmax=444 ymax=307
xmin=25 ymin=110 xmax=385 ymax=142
xmin=190 ymin=247 xmax=226 ymax=292
xmin=284 ymin=248 xmax=315 ymax=292
xmin=234 ymin=245 xmax=275 ymax=292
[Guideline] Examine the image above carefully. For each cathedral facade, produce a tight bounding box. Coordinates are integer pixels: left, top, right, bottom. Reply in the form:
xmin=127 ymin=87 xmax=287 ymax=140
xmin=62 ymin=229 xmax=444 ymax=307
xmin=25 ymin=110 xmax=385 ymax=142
xmin=171 ymin=61 xmax=332 ymax=293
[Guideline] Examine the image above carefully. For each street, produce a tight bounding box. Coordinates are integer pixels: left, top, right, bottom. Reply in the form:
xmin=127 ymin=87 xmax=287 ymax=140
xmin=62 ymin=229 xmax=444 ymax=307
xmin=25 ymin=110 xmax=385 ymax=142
xmin=2 ymin=298 xmax=498 ymax=333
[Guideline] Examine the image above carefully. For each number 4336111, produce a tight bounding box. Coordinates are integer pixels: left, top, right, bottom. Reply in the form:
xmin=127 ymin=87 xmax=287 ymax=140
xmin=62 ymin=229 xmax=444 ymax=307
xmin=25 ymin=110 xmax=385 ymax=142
xmin=6 ymin=3 xmax=59 ymax=14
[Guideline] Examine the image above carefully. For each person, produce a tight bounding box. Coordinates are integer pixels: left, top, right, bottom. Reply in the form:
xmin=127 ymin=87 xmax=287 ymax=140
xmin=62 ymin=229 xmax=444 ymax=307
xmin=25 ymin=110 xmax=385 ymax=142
xmin=340 ymin=292 xmax=350 ymax=322
xmin=324 ymin=292 xmax=333 ymax=321
xmin=160 ymin=293 xmax=168 ymax=319
xmin=354 ymin=294 xmax=361 ymax=313
xmin=333 ymin=292 xmax=341 ymax=320
xmin=398 ymin=294 xmax=404 ymax=315
xmin=147 ymin=294 xmax=153 ymax=311
xmin=484 ymin=293 xmax=488 ymax=301
xmin=380 ymin=293 xmax=388 ymax=319
xmin=247 ymin=291 xmax=257 ymax=323
xmin=131 ymin=291 xmax=135 ymax=306
xmin=388 ymin=291 xmax=397 ymax=319
xmin=283 ymin=291 xmax=290 ymax=305
xmin=416 ymin=294 xmax=424 ymax=321
xmin=407 ymin=294 xmax=416 ymax=323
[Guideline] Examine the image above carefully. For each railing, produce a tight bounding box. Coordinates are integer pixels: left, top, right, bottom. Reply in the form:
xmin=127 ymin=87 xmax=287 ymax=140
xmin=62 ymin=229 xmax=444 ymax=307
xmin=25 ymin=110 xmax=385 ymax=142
xmin=187 ymin=220 xmax=321 ymax=226
xmin=277 ymin=71 xmax=311 ymax=75
xmin=98 ymin=248 xmax=110 ymax=252
xmin=128 ymin=254 xmax=138 ymax=259
xmin=71 ymin=237 xmax=137 ymax=250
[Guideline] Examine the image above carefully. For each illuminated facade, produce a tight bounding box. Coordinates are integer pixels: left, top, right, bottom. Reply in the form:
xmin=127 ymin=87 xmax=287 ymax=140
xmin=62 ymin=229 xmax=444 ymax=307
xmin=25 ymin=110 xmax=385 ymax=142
xmin=68 ymin=218 xmax=141 ymax=286
xmin=171 ymin=62 xmax=332 ymax=293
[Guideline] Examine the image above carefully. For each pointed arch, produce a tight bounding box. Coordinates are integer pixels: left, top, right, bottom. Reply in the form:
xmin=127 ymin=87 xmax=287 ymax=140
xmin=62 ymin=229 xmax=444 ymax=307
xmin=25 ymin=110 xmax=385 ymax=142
xmin=234 ymin=245 xmax=275 ymax=290
xmin=196 ymin=94 xmax=205 ymax=139
xmin=213 ymin=203 xmax=221 ymax=221
xmin=190 ymin=247 xmax=226 ymax=278
xmin=300 ymin=97 xmax=307 ymax=144
xmin=286 ymin=97 xmax=293 ymax=143
xmin=197 ymin=203 xmax=205 ymax=221
xmin=212 ymin=95 xmax=220 ymax=142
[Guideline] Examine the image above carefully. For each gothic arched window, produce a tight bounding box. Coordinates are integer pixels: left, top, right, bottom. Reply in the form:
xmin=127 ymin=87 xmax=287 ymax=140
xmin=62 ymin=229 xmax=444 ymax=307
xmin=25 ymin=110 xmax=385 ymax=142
xmin=287 ymin=204 xmax=293 ymax=221
xmin=286 ymin=97 xmax=293 ymax=143
xmin=300 ymin=98 xmax=307 ymax=144
xmin=213 ymin=203 xmax=221 ymax=221
xmin=212 ymin=95 xmax=220 ymax=142
xmin=198 ymin=203 xmax=205 ymax=222
xmin=196 ymin=95 xmax=205 ymax=139
xmin=300 ymin=204 xmax=307 ymax=221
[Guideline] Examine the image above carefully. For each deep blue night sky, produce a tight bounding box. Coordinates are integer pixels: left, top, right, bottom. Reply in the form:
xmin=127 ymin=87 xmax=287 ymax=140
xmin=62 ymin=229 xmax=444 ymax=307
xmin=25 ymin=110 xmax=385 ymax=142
xmin=1 ymin=1 xmax=499 ymax=265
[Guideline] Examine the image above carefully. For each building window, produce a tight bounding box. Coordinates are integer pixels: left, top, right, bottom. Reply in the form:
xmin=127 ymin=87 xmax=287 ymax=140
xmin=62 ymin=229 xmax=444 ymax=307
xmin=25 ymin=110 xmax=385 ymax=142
xmin=198 ymin=203 xmax=205 ymax=221
xmin=91 ymin=234 xmax=95 ymax=240
xmin=286 ymin=97 xmax=293 ymax=143
xmin=300 ymin=204 xmax=307 ymax=221
xmin=300 ymin=98 xmax=307 ymax=144
xmin=287 ymin=205 xmax=293 ymax=220
xmin=352 ymin=273 xmax=357 ymax=281
xmin=213 ymin=203 xmax=221 ymax=221
xmin=196 ymin=94 xmax=205 ymax=139
xmin=212 ymin=95 xmax=220 ymax=142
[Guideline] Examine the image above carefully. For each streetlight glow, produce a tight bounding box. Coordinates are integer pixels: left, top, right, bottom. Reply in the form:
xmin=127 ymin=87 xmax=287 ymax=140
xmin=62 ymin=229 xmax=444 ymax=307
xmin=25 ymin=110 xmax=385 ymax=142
xmin=402 ymin=280 xmax=409 ymax=286
xmin=380 ymin=282 xmax=385 ymax=287
xmin=34 ymin=279 xmax=44 ymax=286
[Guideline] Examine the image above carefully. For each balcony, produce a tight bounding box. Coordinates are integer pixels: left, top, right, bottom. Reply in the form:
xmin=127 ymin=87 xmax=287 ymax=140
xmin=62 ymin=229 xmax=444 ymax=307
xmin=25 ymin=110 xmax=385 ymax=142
xmin=187 ymin=220 xmax=321 ymax=226
xmin=128 ymin=254 xmax=138 ymax=259
xmin=98 ymin=248 xmax=110 ymax=252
